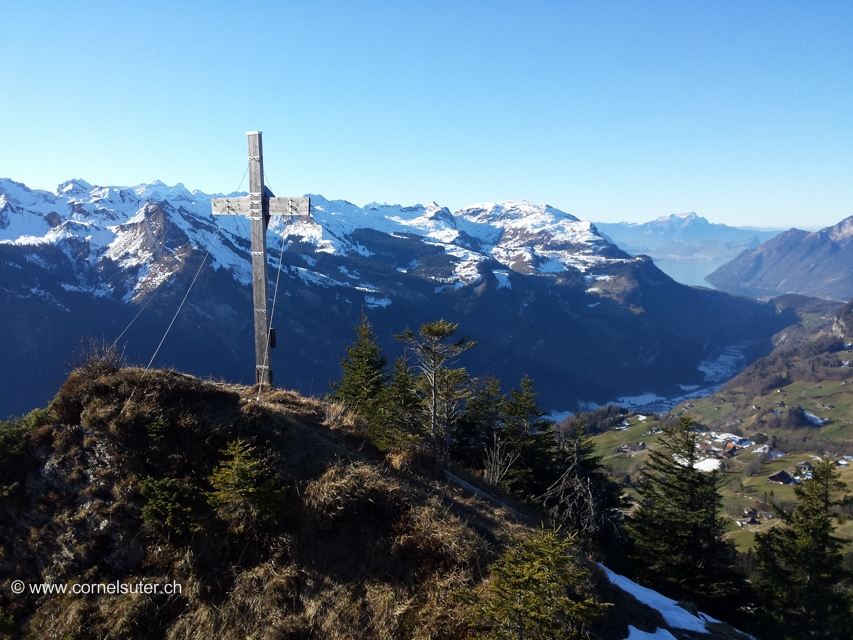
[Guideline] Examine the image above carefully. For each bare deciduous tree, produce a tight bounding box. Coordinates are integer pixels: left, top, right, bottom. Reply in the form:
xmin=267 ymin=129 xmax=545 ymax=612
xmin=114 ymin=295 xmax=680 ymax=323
xmin=483 ymin=438 xmax=520 ymax=486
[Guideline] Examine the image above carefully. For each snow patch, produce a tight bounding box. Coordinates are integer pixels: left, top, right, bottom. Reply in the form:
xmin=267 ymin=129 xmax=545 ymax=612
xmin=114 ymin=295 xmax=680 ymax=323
xmin=612 ymin=393 xmax=666 ymax=408
xmin=698 ymin=345 xmax=746 ymax=383
xmin=804 ymin=411 xmax=827 ymax=426
xmin=600 ymin=565 xmax=711 ymax=634
xmin=364 ymin=295 xmax=392 ymax=308
xmin=694 ymin=458 xmax=721 ymax=472
xmin=493 ymin=270 xmax=511 ymax=289
xmin=296 ymin=268 xmax=346 ymax=288
xmin=625 ymin=627 xmax=678 ymax=640
xmin=546 ymin=410 xmax=573 ymax=423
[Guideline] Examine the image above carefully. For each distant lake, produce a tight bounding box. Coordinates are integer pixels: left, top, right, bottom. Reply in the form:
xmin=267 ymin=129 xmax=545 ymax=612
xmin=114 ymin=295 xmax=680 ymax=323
xmin=651 ymin=257 xmax=730 ymax=288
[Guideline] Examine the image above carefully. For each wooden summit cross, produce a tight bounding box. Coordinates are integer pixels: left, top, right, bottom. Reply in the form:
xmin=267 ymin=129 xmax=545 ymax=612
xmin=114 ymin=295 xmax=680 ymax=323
xmin=211 ymin=131 xmax=310 ymax=386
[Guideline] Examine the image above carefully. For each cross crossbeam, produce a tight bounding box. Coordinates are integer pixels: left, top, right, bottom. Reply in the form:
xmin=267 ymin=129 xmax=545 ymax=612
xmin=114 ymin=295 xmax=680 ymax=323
xmin=211 ymin=131 xmax=311 ymax=386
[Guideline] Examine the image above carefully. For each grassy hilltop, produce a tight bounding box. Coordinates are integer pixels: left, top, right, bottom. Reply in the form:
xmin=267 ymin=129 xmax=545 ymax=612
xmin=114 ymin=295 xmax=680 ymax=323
xmin=0 ymin=355 xmax=751 ymax=640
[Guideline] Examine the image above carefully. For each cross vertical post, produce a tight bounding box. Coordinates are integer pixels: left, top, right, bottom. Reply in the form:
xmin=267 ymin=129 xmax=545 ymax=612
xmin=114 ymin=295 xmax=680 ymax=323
xmin=211 ymin=132 xmax=311 ymax=388
xmin=247 ymin=132 xmax=272 ymax=385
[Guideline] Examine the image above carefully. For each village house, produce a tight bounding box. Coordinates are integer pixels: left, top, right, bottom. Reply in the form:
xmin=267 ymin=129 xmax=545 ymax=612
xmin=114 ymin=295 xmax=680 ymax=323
xmin=768 ymin=470 xmax=793 ymax=484
xmin=615 ymin=442 xmax=646 ymax=454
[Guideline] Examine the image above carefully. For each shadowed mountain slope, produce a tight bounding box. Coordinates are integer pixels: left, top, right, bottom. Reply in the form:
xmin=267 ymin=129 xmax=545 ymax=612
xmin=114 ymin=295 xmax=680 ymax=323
xmin=706 ymin=216 xmax=853 ymax=301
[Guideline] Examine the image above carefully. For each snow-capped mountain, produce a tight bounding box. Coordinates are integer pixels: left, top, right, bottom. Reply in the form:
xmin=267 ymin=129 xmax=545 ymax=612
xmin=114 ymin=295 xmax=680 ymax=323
xmin=0 ymin=178 xmax=792 ymax=417
xmin=0 ymin=178 xmax=630 ymax=301
xmin=594 ymin=213 xmax=781 ymax=261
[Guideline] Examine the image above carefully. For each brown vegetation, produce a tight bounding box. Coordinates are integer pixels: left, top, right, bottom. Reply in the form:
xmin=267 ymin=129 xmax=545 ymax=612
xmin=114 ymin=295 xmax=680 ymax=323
xmin=0 ymin=361 xmax=743 ymax=639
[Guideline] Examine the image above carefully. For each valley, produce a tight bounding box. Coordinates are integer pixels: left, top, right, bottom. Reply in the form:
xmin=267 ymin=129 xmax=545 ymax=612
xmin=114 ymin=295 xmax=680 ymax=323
xmin=580 ymin=296 xmax=853 ymax=551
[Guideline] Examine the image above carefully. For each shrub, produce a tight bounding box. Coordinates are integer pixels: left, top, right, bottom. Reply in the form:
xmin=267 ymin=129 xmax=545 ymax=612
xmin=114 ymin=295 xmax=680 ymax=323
xmin=145 ymin=414 xmax=169 ymax=442
xmin=70 ymin=337 xmax=127 ymax=379
xmin=462 ymin=526 xmax=609 ymax=639
xmin=139 ymin=476 xmax=203 ymax=535
xmin=0 ymin=408 xmax=47 ymax=501
xmin=207 ymin=440 xmax=288 ymax=534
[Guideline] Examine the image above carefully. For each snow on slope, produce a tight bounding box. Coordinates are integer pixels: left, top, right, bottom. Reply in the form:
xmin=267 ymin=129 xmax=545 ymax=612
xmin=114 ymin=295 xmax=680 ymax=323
xmin=600 ymin=566 xmax=749 ymax=639
xmin=1 ymin=178 xmax=635 ymax=303
xmin=285 ymin=196 xmax=630 ymax=281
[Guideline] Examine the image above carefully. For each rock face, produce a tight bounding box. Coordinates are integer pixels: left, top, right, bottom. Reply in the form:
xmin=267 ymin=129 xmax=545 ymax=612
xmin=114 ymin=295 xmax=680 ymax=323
xmin=833 ymin=298 xmax=853 ymax=340
xmin=0 ymin=178 xmax=792 ymax=416
xmin=706 ymin=216 xmax=853 ymax=301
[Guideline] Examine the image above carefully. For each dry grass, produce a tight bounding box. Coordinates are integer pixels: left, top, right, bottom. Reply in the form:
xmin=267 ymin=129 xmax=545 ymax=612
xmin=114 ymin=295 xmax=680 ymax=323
xmin=392 ymin=496 xmax=488 ymax=572
xmin=405 ymin=568 xmax=477 ymax=640
xmin=385 ymin=446 xmax=432 ymax=473
xmin=164 ymin=563 xmax=303 ymax=640
xmin=320 ymin=400 xmax=368 ymax=438
xmin=303 ymin=461 xmax=406 ymax=532
xmin=2 ymin=368 xmax=677 ymax=640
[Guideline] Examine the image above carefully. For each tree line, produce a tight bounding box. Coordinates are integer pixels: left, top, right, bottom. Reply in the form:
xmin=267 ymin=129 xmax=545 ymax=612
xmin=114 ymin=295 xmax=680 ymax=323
xmin=330 ymin=314 xmax=853 ymax=638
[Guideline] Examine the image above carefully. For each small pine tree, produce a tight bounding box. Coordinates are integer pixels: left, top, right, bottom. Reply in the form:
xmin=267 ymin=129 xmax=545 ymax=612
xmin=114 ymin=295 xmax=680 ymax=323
xmin=468 ymin=525 xmax=609 ymax=639
xmin=502 ymin=375 xmax=556 ymax=495
xmin=330 ymin=312 xmax=389 ymax=423
xmin=754 ymin=457 xmax=853 ymax=639
xmin=207 ymin=439 xmax=287 ymax=534
xmin=626 ymin=415 xmax=741 ymax=610
xmin=139 ymin=476 xmax=202 ymax=535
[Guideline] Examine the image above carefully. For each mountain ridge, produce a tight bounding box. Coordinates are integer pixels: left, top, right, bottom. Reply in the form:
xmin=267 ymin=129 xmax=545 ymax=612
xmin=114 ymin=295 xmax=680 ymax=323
xmin=1 ymin=177 xmax=794 ymax=418
xmin=706 ymin=216 xmax=853 ymax=301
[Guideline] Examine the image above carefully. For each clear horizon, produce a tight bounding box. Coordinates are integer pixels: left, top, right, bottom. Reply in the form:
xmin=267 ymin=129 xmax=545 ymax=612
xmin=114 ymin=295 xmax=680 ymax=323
xmin=2 ymin=1 xmax=850 ymax=229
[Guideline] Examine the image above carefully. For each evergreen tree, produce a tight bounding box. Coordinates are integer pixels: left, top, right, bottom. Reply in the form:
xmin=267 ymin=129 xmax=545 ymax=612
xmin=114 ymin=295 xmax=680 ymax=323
xmin=541 ymin=419 xmax=624 ymax=547
xmin=394 ymin=320 xmax=476 ymax=467
xmin=139 ymin=476 xmax=203 ymax=535
xmin=626 ymin=415 xmax=740 ymax=609
xmin=331 ymin=312 xmax=389 ymax=428
xmin=207 ymin=440 xmax=287 ymax=534
xmin=455 ymin=375 xmax=506 ymax=465
xmin=502 ymin=375 xmax=556 ymax=495
xmin=754 ymin=457 xmax=853 ymax=639
xmin=467 ymin=525 xmax=609 ymax=639
xmin=434 ymin=366 xmax=471 ymax=468
xmin=375 ymin=352 xmax=424 ymax=450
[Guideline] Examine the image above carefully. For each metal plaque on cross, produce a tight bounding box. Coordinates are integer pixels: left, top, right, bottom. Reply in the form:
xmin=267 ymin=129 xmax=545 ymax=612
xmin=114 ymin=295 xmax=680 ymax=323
xmin=211 ymin=131 xmax=311 ymax=386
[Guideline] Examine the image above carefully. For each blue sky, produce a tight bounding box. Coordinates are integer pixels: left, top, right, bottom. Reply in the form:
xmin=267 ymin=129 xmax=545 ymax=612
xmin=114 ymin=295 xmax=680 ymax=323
xmin=1 ymin=1 xmax=850 ymax=228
